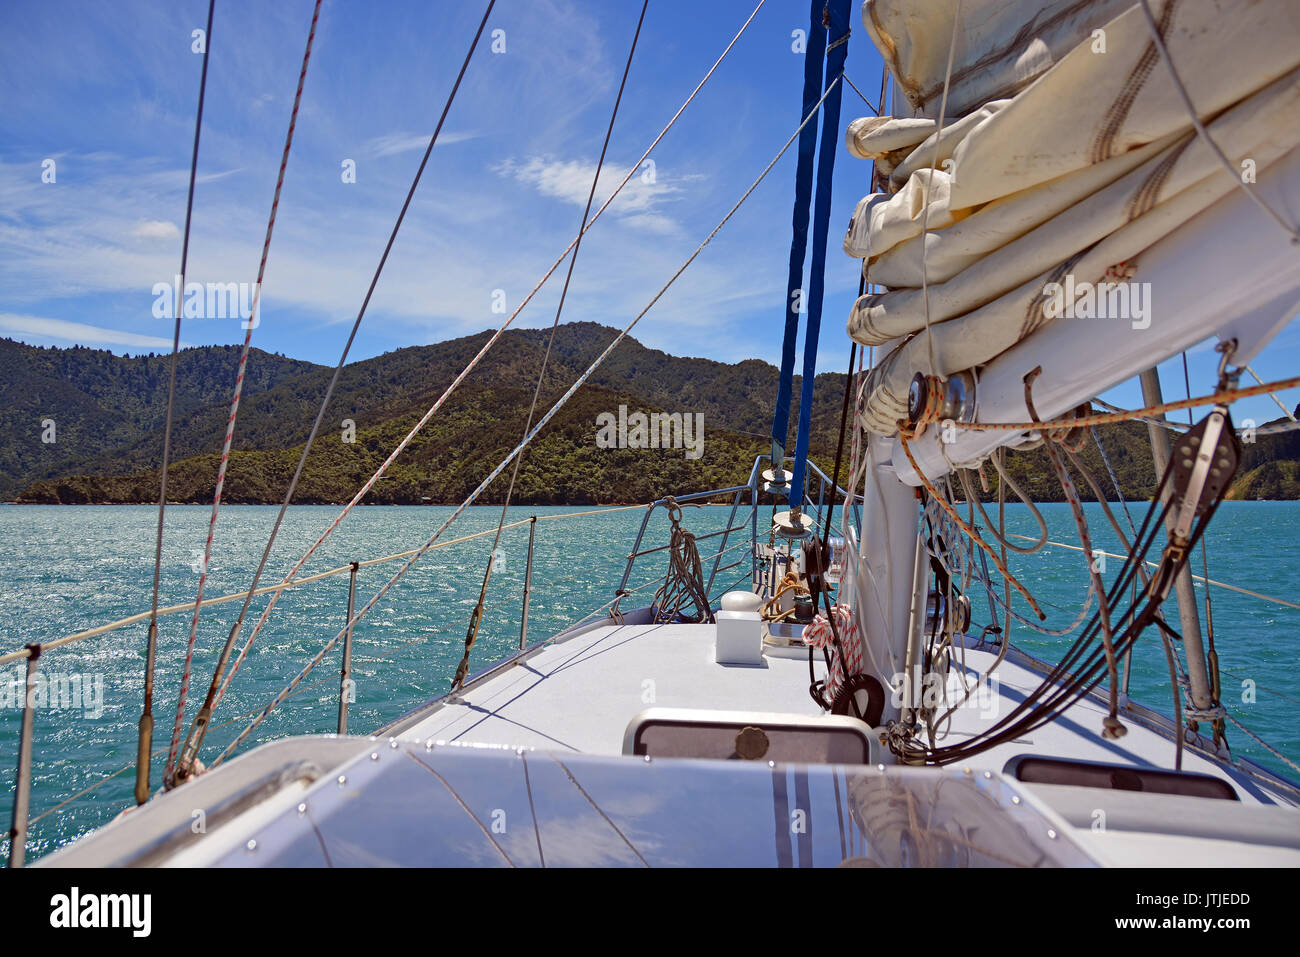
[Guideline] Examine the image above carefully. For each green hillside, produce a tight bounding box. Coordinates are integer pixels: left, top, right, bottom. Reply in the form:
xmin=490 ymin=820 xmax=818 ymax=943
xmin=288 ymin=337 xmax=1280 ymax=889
xmin=3 ymin=326 xmax=1295 ymax=506
xmin=4 ymin=325 xmax=843 ymax=505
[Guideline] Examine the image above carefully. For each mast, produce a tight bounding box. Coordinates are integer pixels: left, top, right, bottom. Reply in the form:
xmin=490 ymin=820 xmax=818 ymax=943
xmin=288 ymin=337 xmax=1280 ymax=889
xmin=854 ymin=432 xmax=920 ymax=746
xmin=1138 ymin=368 xmax=1215 ymax=723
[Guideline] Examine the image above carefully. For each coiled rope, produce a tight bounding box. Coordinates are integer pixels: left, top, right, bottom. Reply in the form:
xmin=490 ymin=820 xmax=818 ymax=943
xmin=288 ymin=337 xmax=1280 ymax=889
xmin=651 ymin=499 xmax=713 ymax=625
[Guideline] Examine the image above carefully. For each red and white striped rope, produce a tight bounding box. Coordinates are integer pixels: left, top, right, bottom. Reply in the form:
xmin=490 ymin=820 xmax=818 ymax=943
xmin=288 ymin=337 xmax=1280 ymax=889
xmin=803 ymin=603 xmax=861 ymax=701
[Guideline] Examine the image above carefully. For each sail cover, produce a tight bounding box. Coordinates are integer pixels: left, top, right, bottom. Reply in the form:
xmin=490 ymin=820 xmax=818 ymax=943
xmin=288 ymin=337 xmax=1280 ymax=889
xmin=847 ymin=0 xmax=1300 ymax=436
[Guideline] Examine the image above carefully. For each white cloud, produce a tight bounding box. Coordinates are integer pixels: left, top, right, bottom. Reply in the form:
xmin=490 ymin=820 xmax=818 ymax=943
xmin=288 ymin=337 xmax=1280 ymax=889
xmin=0 ymin=313 xmax=188 ymax=349
xmin=131 ymin=220 xmax=180 ymax=240
xmin=366 ymin=131 xmax=477 ymax=158
xmin=493 ymin=156 xmax=691 ymax=233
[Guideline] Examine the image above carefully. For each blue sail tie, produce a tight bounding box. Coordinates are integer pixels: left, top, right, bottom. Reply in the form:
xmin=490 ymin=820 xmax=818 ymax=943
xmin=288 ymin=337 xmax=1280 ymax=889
xmin=790 ymin=0 xmax=850 ymax=517
xmin=769 ymin=0 xmax=827 ymax=480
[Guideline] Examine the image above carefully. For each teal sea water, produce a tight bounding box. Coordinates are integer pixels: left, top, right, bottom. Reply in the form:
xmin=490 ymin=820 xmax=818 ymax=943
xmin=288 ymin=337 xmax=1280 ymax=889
xmin=1 ymin=500 xmax=1297 ymax=862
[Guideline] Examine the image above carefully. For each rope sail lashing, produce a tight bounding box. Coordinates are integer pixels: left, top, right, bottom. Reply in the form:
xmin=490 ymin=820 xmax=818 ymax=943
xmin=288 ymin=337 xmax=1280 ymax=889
xmin=788 ymin=0 xmax=851 ymax=518
xmin=768 ymin=0 xmax=828 ymax=490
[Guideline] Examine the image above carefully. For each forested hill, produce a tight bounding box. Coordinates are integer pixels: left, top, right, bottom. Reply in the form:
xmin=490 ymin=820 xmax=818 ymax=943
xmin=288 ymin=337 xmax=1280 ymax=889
xmin=2 ymin=324 xmax=843 ymax=504
xmin=2 ymin=325 xmax=1296 ymax=504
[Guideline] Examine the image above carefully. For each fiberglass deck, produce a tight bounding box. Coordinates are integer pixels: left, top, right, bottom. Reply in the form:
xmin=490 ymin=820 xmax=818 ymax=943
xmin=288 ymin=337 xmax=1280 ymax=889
xmin=394 ymin=620 xmax=1297 ymax=811
xmin=396 ymin=620 xmax=826 ymax=754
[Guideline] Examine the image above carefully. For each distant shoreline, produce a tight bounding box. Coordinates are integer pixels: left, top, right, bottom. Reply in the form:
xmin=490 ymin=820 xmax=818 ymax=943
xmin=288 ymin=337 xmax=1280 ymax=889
xmin=7 ymin=498 xmax=1297 ymax=506
xmin=3 ymin=500 xmax=656 ymax=507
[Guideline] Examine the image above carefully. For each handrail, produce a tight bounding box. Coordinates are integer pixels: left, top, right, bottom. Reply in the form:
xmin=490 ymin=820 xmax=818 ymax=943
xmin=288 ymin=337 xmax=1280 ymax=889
xmin=628 ymin=520 xmax=751 ymax=560
xmin=1005 ymin=534 xmax=1300 ymax=612
xmin=612 ymin=453 xmax=859 ymax=610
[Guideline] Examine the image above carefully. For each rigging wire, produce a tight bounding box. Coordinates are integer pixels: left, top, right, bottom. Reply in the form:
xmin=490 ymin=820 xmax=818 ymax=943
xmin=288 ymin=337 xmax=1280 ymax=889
xmin=840 ymin=73 xmax=880 ymax=115
xmin=1001 ymin=534 xmax=1300 ymax=612
xmin=1224 ymin=713 xmax=1300 ymax=776
xmin=915 ymin=0 xmax=963 ymax=380
xmin=140 ymin=0 xmax=215 ymax=802
xmin=27 ymin=557 xmax=659 ymax=829
xmin=164 ymin=0 xmax=325 ymax=788
xmin=451 ymin=0 xmax=649 ymax=690
xmin=0 ymin=505 xmax=645 ymax=668
xmin=210 ymin=74 xmax=851 ymax=769
xmin=1244 ymin=364 xmax=1299 ymax=421
xmin=172 ymin=2 xmax=500 ymax=778
xmin=208 ymin=0 xmax=770 ymax=712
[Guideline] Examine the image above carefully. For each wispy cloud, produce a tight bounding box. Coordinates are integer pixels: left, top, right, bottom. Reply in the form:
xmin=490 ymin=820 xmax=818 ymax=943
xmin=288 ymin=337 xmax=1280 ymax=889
xmin=366 ymin=131 xmax=477 ymax=158
xmin=494 ymin=155 xmax=692 ymax=234
xmin=131 ymin=219 xmax=179 ymax=240
xmin=0 ymin=313 xmax=188 ymax=349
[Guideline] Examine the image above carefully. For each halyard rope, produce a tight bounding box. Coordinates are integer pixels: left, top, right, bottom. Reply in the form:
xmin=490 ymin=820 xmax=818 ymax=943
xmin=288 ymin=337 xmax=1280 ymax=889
xmin=948 ymin=375 xmax=1300 ymax=433
xmin=897 ymin=429 xmax=1046 ymax=619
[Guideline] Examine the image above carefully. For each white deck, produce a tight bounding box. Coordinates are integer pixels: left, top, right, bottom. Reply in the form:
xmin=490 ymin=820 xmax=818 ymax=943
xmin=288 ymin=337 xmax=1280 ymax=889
xmin=399 ymin=620 xmax=826 ymax=753
xmin=933 ymin=642 xmax=1294 ymax=807
xmin=43 ymin=617 xmax=1300 ymax=867
xmin=397 ymin=619 xmax=1296 ymax=809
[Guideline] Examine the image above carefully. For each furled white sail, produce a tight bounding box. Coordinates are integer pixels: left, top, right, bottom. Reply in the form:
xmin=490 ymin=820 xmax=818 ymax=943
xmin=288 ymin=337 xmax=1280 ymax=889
xmin=847 ymin=0 xmax=1300 ymax=438
xmin=864 ymin=0 xmax=1135 ymax=119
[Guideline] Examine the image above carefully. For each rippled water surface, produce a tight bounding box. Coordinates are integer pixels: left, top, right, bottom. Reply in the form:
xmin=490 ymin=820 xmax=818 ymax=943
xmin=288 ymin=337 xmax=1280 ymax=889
xmin=1 ymin=500 xmax=1296 ymax=861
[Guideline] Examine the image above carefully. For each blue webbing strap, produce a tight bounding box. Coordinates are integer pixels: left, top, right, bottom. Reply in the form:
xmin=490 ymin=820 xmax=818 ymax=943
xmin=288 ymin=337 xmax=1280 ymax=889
xmin=790 ymin=0 xmax=850 ymax=514
xmin=769 ymin=0 xmax=827 ymax=478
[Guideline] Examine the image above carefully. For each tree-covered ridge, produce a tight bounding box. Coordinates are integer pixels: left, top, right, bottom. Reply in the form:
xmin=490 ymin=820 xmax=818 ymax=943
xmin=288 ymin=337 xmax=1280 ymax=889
xmin=3 ymin=327 xmax=1296 ymax=505
xmin=4 ymin=325 xmax=842 ymax=505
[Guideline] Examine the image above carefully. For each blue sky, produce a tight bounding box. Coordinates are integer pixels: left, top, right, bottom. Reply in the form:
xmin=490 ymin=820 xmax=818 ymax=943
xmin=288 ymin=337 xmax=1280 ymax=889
xmin=1 ymin=0 xmax=1296 ymax=426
